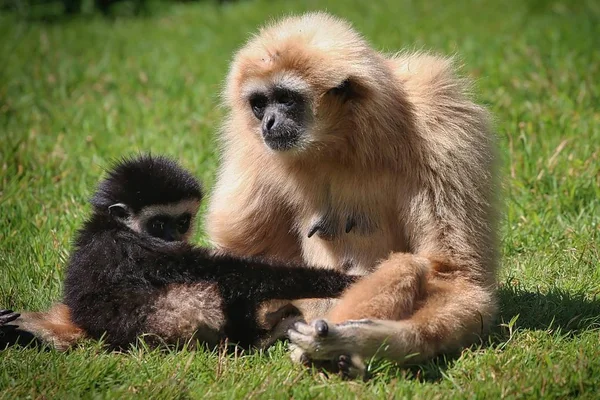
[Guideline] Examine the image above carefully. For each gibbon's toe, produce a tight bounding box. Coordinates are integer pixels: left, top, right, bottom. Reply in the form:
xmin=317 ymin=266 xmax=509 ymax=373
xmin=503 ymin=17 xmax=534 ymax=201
xmin=0 ymin=310 xmax=19 ymax=325
xmin=337 ymin=354 xmax=351 ymax=376
xmin=337 ymin=354 xmax=366 ymax=380
xmin=315 ymin=319 xmax=329 ymax=337
xmin=290 ymin=321 xmax=314 ymax=336
xmin=288 ymin=323 xmax=321 ymax=355
xmin=299 ymin=352 xmax=312 ymax=366
xmin=289 ymin=343 xmax=310 ymax=365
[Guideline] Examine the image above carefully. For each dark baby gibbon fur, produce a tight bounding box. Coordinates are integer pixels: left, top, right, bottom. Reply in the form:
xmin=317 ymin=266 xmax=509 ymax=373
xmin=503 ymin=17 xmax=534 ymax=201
xmin=0 ymin=155 xmax=356 ymax=350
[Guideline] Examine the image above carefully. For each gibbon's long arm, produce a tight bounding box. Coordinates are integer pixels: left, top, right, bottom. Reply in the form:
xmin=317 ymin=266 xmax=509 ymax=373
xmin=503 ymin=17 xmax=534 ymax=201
xmin=70 ymin=223 xmax=357 ymax=302
xmin=58 ymin=222 xmax=358 ymax=349
xmin=152 ymin=249 xmax=358 ymax=302
xmin=1 ymin=229 xmax=356 ymax=352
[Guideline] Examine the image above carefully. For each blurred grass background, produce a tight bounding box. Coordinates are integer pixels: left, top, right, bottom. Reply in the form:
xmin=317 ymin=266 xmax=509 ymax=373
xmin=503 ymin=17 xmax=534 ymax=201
xmin=0 ymin=0 xmax=599 ymax=398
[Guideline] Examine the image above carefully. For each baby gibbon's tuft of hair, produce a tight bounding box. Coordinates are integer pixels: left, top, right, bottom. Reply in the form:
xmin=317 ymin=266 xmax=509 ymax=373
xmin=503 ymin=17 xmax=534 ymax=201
xmin=92 ymin=154 xmax=203 ymax=213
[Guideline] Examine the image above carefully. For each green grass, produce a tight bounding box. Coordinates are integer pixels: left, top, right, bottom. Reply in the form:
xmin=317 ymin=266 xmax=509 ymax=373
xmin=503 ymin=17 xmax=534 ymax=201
xmin=1 ymin=0 xmax=599 ymax=398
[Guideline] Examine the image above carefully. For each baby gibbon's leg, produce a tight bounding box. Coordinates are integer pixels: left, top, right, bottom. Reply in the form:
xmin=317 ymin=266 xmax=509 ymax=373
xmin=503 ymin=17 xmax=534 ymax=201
xmin=2 ymin=303 xmax=84 ymax=350
xmin=288 ymin=254 xmax=495 ymax=378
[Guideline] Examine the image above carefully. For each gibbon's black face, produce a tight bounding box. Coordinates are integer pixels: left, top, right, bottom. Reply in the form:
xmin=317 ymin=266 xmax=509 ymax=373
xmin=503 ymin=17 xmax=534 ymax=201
xmin=248 ymin=79 xmax=356 ymax=152
xmin=93 ymin=155 xmax=203 ymax=242
xmin=145 ymin=211 xmax=192 ymax=242
xmin=248 ymin=86 xmax=309 ymax=151
xmin=108 ymin=196 xmax=200 ymax=242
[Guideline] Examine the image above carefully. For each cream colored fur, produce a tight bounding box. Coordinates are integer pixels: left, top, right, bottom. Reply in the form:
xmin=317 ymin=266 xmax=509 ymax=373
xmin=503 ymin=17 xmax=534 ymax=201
xmin=207 ymin=12 xmax=499 ymax=377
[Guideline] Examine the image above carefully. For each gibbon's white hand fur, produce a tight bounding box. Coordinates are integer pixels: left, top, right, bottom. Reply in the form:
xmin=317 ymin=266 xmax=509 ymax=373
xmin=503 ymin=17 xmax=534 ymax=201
xmin=207 ymin=12 xmax=499 ymax=377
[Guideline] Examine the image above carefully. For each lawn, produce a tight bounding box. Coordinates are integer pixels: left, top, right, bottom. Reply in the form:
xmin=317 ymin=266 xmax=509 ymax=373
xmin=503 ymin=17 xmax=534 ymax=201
xmin=1 ymin=0 xmax=599 ymax=398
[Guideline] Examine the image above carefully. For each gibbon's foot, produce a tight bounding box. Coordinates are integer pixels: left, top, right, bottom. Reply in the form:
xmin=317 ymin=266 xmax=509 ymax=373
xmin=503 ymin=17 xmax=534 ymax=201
xmin=290 ymin=343 xmax=366 ymax=380
xmin=288 ymin=319 xmax=371 ymax=379
xmin=0 ymin=310 xmax=20 ymax=325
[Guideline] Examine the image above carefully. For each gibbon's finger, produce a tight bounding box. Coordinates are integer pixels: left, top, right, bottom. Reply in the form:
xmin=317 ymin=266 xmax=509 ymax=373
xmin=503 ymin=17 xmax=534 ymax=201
xmin=0 ymin=310 xmax=20 ymax=325
xmin=345 ymin=218 xmax=355 ymax=234
xmin=307 ymin=216 xmax=340 ymax=241
xmin=307 ymin=224 xmax=320 ymax=238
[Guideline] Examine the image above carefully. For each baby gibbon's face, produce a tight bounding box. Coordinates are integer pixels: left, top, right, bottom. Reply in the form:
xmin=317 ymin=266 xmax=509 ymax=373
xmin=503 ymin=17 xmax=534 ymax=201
xmin=109 ymin=199 xmax=200 ymax=243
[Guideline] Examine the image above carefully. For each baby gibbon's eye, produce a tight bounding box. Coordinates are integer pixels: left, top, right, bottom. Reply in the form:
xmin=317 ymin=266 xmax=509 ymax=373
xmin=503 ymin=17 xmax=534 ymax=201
xmin=249 ymin=94 xmax=268 ymax=120
xmin=177 ymin=213 xmax=191 ymax=234
xmin=148 ymin=217 xmax=167 ymax=238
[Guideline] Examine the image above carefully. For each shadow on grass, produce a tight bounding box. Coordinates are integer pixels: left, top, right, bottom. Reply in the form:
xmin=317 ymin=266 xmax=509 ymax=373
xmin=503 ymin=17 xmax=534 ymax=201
xmin=497 ymin=285 xmax=600 ymax=334
xmin=366 ymin=285 xmax=600 ymax=383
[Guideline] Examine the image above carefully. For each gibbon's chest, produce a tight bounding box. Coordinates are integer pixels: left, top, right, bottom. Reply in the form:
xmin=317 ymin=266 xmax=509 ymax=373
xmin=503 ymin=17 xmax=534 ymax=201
xmin=292 ymin=175 xmax=406 ymax=274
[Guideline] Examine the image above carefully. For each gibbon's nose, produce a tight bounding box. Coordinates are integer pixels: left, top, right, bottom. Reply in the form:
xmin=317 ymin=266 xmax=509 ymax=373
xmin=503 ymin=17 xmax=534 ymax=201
xmin=262 ymin=111 xmax=279 ymax=136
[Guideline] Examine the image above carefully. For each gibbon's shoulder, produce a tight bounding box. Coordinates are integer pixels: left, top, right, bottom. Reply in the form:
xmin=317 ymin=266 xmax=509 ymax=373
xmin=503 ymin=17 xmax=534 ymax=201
xmin=386 ymin=52 xmax=472 ymax=98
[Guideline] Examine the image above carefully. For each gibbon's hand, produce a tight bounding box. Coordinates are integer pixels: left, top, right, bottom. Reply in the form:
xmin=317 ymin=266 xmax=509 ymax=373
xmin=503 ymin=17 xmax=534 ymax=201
xmin=0 ymin=309 xmax=20 ymax=325
xmin=307 ymin=215 xmax=357 ymax=241
xmin=288 ymin=319 xmax=373 ymax=379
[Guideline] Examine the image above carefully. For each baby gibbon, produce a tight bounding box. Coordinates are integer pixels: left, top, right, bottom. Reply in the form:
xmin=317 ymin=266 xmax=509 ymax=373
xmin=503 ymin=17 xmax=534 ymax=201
xmin=0 ymin=155 xmax=356 ymax=351
xmin=207 ymin=12 xmax=499 ymax=377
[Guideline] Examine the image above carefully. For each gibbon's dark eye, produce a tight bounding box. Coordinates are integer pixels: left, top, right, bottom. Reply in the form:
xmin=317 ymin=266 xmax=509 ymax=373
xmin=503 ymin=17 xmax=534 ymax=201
xmin=249 ymin=94 xmax=268 ymax=120
xmin=328 ymin=79 xmax=353 ymax=98
xmin=274 ymin=90 xmax=295 ymax=107
xmin=147 ymin=216 xmax=167 ymax=238
xmin=177 ymin=213 xmax=191 ymax=234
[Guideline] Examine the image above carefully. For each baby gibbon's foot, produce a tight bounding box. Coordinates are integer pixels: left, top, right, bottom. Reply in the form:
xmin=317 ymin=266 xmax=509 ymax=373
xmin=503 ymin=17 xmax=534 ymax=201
xmin=288 ymin=319 xmax=370 ymax=379
xmin=0 ymin=310 xmax=20 ymax=325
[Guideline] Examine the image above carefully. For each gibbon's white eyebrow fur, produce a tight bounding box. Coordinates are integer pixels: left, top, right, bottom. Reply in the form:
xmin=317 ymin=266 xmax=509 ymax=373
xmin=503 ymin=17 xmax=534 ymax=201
xmin=128 ymin=199 xmax=200 ymax=234
xmin=241 ymin=71 xmax=312 ymax=99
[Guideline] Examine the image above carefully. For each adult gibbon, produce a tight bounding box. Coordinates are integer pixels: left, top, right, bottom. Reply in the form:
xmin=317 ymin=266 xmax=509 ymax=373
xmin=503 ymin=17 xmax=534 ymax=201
xmin=206 ymin=12 xmax=499 ymax=377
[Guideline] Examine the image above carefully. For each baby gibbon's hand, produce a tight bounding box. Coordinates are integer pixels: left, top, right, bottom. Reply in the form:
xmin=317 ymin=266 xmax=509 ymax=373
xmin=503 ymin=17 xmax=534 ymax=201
xmin=0 ymin=309 xmax=20 ymax=325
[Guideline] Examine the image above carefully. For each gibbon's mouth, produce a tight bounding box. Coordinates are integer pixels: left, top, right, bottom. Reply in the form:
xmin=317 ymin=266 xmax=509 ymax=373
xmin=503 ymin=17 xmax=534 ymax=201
xmin=263 ymin=133 xmax=301 ymax=151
